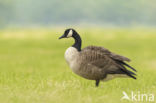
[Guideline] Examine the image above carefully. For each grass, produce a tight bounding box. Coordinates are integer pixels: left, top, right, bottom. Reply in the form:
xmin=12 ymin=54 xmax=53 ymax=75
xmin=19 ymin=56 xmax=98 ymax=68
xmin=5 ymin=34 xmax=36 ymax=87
xmin=0 ymin=28 xmax=156 ymax=103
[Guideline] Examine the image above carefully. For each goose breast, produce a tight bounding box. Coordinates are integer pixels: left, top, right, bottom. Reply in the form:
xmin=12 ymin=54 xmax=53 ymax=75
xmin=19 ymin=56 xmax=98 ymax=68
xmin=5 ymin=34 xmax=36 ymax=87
xmin=65 ymin=47 xmax=80 ymax=71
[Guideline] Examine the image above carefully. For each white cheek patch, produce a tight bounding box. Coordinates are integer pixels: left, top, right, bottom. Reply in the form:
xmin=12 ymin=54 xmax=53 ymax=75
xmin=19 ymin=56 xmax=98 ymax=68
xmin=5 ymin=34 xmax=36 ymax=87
xmin=67 ymin=30 xmax=73 ymax=37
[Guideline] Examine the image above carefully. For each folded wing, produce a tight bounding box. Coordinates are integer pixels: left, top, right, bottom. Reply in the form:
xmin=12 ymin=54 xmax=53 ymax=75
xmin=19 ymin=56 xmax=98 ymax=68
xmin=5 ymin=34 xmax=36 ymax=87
xmin=80 ymin=46 xmax=136 ymax=79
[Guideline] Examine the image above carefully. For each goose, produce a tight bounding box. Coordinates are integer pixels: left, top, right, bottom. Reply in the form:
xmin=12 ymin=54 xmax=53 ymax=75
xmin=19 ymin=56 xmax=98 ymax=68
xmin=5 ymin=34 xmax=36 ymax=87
xmin=59 ymin=28 xmax=137 ymax=87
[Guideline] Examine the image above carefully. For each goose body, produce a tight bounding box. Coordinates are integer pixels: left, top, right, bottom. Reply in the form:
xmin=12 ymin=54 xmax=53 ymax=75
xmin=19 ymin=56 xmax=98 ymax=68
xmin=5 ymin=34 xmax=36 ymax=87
xmin=59 ymin=28 xmax=137 ymax=87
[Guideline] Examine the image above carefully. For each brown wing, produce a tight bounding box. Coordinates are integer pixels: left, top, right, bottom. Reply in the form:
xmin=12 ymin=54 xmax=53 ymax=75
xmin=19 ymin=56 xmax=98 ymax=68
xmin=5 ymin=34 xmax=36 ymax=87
xmin=80 ymin=46 xmax=136 ymax=79
xmin=82 ymin=46 xmax=130 ymax=62
xmin=81 ymin=46 xmax=121 ymax=70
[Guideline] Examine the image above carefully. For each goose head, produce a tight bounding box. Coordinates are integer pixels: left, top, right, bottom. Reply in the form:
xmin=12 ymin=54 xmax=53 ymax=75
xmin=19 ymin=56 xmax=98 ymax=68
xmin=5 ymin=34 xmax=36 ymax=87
xmin=59 ymin=28 xmax=77 ymax=39
xmin=59 ymin=28 xmax=82 ymax=51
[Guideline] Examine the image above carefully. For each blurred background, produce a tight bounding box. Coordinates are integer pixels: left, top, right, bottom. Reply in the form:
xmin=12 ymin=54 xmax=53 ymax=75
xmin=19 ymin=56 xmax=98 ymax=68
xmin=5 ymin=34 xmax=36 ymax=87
xmin=0 ymin=0 xmax=156 ymax=28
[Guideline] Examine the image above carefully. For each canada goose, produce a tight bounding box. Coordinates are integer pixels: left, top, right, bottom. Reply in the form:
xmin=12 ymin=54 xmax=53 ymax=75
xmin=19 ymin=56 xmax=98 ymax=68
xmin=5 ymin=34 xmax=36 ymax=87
xmin=59 ymin=28 xmax=137 ymax=87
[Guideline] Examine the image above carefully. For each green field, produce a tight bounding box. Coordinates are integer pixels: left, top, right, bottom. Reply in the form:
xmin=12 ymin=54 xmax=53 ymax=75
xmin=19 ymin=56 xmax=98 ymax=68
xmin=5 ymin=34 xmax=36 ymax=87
xmin=0 ymin=28 xmax=156 ymax=103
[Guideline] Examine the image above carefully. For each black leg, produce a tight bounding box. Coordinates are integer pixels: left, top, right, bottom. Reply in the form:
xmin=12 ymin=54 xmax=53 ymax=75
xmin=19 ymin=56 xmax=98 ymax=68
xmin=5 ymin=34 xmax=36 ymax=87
xmin=95 ymin=80 xmax=100 ymax=87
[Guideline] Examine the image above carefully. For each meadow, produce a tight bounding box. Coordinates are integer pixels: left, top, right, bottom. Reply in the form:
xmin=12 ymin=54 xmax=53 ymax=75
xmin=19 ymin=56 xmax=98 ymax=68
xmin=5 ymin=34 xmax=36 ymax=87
xmin=0 ymin=28 xmax=156 ymax=103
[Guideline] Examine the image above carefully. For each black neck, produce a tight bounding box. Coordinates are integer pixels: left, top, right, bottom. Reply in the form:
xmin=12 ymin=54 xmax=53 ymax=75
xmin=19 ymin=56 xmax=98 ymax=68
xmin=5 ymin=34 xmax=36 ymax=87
xmin=72 ymin=33 xmax=82 ymax=51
